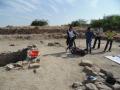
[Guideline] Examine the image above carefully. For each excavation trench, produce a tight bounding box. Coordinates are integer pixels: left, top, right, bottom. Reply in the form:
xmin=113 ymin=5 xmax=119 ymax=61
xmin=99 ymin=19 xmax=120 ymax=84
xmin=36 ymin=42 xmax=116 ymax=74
xmin=0 ymin=48 xmax=28 ymax=67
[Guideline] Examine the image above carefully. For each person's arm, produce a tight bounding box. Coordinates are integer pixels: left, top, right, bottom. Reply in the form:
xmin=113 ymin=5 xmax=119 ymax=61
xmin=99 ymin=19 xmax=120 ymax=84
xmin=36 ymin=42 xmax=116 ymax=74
xmin=73 ymin=30 xmax=79 ymax=36
xmin=67 ymin=30 xmax=69 ymax=37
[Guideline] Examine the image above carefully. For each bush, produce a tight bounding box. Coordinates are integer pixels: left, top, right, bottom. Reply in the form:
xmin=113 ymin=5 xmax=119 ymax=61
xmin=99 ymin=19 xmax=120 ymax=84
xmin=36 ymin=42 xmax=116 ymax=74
xmin=90 ymin=15 xmax=120 ymax=32
xmin=71 ymin=19 xmax=87 ymax=27
xmin=31 ymin=19 xmax=48 ymax=26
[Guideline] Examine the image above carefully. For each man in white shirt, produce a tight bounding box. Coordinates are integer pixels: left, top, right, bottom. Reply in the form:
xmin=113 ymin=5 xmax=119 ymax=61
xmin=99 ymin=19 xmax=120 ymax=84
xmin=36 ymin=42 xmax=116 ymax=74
xmin=66 ymin=26 xmax=78 ymax=52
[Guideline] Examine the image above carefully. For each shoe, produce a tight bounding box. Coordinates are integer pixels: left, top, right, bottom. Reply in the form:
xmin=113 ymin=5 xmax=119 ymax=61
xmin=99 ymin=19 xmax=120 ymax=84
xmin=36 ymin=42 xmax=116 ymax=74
xmin=92 ymin=47 xmax=95 ymax=49
xmin=97 ymin=47 xmax=100 ymax=49
xmin=103 ymin=50 xmax=106 ymax=52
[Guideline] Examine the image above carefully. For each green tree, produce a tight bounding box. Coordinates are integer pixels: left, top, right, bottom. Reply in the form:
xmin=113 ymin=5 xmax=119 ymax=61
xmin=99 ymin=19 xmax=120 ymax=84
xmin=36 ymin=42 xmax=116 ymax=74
xmin=31 ymin=19 xmax=48 ymax=26
xmin=103 ymin=15 xmax=120 ymax=31
xmin=71 ymin=19 xmax=87 ymax=27
xmin=90 ymin=15 xmax=120 ymax=32
xmin=90 ymin=19 xmax=103 ymax=28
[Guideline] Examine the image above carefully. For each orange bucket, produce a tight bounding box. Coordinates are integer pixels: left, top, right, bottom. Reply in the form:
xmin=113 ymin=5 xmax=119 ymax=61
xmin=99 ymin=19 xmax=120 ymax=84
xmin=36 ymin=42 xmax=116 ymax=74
xmin=28 ymin=50 xmax=39 ymax=58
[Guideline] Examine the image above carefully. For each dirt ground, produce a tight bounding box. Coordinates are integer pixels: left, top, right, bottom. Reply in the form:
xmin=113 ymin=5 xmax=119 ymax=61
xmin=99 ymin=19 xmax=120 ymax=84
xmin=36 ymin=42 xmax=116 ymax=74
xmin=0 ymin=38 xmax=120 ymax=90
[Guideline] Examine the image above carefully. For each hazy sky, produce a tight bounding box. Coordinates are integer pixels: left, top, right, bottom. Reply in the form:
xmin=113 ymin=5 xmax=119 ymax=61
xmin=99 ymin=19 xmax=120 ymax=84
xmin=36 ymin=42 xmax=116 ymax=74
xmin=0 ymin=0 xmax=120 ymax=26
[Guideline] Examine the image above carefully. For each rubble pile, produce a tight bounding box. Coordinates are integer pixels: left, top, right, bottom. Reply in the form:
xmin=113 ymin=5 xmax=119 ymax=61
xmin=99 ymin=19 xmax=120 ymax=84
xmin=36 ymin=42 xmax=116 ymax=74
xmin=72 ymin=60 xmax=120 ymax=90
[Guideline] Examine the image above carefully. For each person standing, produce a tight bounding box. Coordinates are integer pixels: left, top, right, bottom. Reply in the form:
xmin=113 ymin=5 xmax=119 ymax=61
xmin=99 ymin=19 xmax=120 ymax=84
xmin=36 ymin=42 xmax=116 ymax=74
xmin=66 ymin=25 xmax=78 ymax=52
xmin=104 ymin=30 xmax=117 ymax=52
xmin=92 ymin=27 xmax=103 ymax=49
xmin=85 ymin=27 xmax=94 ymax=54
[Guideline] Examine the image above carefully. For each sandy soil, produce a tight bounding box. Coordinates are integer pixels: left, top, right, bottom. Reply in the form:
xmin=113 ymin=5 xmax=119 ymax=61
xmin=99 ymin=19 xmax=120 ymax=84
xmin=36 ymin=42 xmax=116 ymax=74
xmin=0 ymin=38 xmax=120 ymax=90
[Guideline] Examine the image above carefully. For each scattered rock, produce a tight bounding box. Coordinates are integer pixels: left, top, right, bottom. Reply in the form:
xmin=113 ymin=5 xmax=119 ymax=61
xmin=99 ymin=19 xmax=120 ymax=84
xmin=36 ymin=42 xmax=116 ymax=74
xmin=80 ymin=60 xmax=93 ymax=67
xmin=72 ymin=82 xmax=83 ymax=88
xmin=13 ymin=61 xmax=23 ymax=67
xmin=9 ymin=44 xmax=15 ymax=46
xmin=74 ymin=86 xmax=86 ymax=90
xmin=83 ymin=66 xmax=98 ymax=76
xmin=40 ymin=41 xmax=44 ymax=44
xmin=96 ymin=76 xmax=105 ymax=82
xmin=5 ymin=61 xmax=24 ymax=70
xmin=5 ymin=64 xmax=14 ymax=71
xmin=22 ymin=61 xmax=28 ymax=65
xmin=99 ymin=72 xmax=105 ymax=79
xmin=92 ymin=72 xmax=98 ymax=76
xmin=28 ymin=63 xmax=40 ymax=69
xmin=54 ymin=42 xmax=60 ymax=45
xmin=85 ymin=83 xmax=98 ymax=90
xmin=83 ymin=66 xmax=93 ymax=74
xmin=95 ymin=82 xmax=112 ymax=90
xmin=54 ymin=42 xmax=62 ymax=47
xmin=48 ymin=43 xmax=54 ymax=46
xmin=100 ymin=69 xmax=108 ymax=75
xmin=47 ymin=42 xmax=62 ymax=47
xmin=113 ymin=84 xmax=120 ymax=90
xmin=35 ymin=58 xmax=41 ymax=63
xmin=92 ymin=65 xmax=101 ymax=73
xmin=75 ymin=88 xmax=83 ymax=90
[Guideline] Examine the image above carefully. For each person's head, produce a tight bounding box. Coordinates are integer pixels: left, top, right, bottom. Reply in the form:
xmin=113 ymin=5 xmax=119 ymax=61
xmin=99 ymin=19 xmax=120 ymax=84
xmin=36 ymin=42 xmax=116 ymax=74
xmin=69 ymin=25 xmax=73 ymax=31
xmin=87 ymin=27 xmax=91 ymax=32
xmin=110 ymin=29 xmax=112 ymax=32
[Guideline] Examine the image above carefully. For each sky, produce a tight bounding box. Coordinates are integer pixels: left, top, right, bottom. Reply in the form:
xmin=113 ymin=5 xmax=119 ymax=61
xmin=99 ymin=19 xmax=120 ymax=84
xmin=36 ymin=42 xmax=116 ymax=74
xmin=0 ymin=0 xmax=120 ymax=26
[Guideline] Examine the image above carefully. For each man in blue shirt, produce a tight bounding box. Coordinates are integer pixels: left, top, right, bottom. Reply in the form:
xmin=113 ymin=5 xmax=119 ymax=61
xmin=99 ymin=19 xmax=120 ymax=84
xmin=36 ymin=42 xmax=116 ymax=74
xmin=85 ymin=27 xmax=94 ymax=54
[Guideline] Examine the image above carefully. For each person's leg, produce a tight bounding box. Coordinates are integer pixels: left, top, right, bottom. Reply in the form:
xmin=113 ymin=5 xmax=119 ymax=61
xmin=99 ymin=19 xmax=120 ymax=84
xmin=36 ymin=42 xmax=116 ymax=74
xmin=108 ymin=40 xmax=113 ymax=52
xmin=89 ymin=41 xmax=92 ymax=54
xmin=73 ymin=38 xmax=76 ymax=48
xmin=69 ymin=38 xmax=74 ymax=49
xmin=93 ymin=37 xmax=97 ymax=49
xmin=86 ymin=40 xmax=89 ymax=53
xmin=71 ymin=38 xmax=74 ymax=48
xmin=104 ymin=39 xmax=109 ymax=52
xmin=98 ymin=37 xmax=101 ymax=49
xmin=66 ymin=38 xmax=70 ymax=52
xmin=66 ymin=37 xmax=69 ymax=46
xmin=68 ymin=38 xmax=71 ymax=49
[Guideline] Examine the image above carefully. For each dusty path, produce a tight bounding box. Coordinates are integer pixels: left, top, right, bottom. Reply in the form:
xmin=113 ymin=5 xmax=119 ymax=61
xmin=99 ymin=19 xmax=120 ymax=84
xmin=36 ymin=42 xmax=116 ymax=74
xmin=0 ymin=39 xmax=120 ymax=90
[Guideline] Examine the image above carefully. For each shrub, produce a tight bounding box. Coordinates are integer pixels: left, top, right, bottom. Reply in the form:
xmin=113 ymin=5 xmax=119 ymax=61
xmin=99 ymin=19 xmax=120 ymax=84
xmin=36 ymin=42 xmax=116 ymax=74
xmin=31 ymin=19 xmax=48 ymax=26
xmin=71 ymin=19 xmax=87 ymax=27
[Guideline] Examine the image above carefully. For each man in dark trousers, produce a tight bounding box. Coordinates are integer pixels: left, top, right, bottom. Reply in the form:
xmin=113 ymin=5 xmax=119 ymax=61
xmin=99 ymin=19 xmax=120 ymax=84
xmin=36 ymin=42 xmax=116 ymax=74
xmin=104 ymin=29 xmax=117 ymax=52
xmin=93 ymin=27 xmax=103 ymax=49
xmin=66 ymin=25 xmax=78 ymax=52
xmin=85 ymin=27 xmax=94 ymax=54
